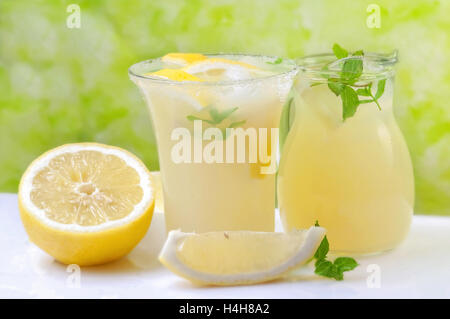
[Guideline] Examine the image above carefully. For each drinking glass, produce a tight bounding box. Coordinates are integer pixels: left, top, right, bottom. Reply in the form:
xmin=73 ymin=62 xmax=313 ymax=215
xmin=130 ymin=54 xmax=298 ymax=233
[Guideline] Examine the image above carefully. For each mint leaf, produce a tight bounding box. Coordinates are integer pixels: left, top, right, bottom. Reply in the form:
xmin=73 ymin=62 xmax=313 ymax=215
xmin=314 ymin=260 xmax=342 ymax=280
xmin=314 ymin=236 xmax=329 ymax=260
xmin=209 ymin=108 xmax=221 ymax=123
xmin=332 ymin=43 xmax=348 ymax=59
xmin=318 ymin=44 xmax=387 ymax=121
xmin=313 ymin=220 xmax=358 ymax=281
xmin=314 ymin=259 xmax=333 ymax=275
xmin=334 ymin=257 xmax=359 ymax=272
xmin=328 ymin=81 xmax=344 ymax=96
xmin=375 ymin=79 xmax=386 ymax=99
xmin=267 ymin=57 xmax=283 ymax=65
xmin=188 ymin=106 xmax=244 ymax=129
xmin=356 ymin=88 xmax=370 ymax=96
xmin=205 ymin=106 xmax=239 ymax=124
xmin=313 ymin=221 xmax=329 ymax=260
xmin=186 ymin=115 xmax=201 ymax=121
xmin=228 ymin=120 xmax=246 ymax=128
xmin=341 ymin=57 xmax=363 ymax=83
xmin=341 ymin=86 xmax=359 ymax=120
xmin=186 ymin=115 xmax=215 ymax=124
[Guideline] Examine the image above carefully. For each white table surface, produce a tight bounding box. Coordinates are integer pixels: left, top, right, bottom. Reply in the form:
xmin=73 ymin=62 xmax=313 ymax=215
xmin=0 ymin=193 xmax=449 ymax=299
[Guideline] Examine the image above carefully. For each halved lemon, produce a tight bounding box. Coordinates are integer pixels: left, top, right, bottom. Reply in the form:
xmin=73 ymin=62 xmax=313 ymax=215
xmin=18 ymin=143 xmax=155 ymax=266
xmin=159 ymin=226 xmax=326 ymax=286
xmin=161 ymin=53 xmax=207 ymax=66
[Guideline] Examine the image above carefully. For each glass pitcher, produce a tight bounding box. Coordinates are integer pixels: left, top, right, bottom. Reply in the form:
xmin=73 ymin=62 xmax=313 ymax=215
xmin=278 ymin=51 xmax=414 ymax=254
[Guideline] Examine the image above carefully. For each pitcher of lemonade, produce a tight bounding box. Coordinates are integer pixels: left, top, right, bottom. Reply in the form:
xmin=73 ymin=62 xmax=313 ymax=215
xmin=278 ymin=46 xmax=414 ymax=254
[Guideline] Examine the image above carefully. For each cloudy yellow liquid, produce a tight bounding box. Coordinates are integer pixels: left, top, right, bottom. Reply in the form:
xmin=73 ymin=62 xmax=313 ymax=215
xmin=151 ymin=87 xmax=281 ymax=233
xmin=278 ymin=80 xmax=414 ymax=253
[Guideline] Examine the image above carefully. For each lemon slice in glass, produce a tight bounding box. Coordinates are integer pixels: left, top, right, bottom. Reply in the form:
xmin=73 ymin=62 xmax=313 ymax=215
xmin=161 ymin=53 xmax=207 ymax=67
xmin=182 ymin=57 xmax=271 ymax=81
xmin=18 ymin=143 xmax=155 ymax=266
xmin=159 ymin=226 xmax=326 ymax=286
xmin=148 ymin=69 xmax=204 ymax=82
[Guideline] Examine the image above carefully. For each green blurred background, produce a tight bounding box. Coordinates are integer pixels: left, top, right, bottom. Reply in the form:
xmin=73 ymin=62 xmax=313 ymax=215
xmin=0 ymin=0 xmax=448 ymax=214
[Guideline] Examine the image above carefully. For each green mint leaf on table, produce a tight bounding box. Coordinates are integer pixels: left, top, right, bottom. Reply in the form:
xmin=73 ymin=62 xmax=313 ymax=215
xmin=334 ymin=257 xmax=359 ymax=272
xmin=267 ymin=57 xmax=283 ymax=65
xmin=313 ymin=221 xmax=359 ymax=281
xmin=332 ymin=43 xmax=348 ymax=59
xmin=315 ymin=260 xmax=342 ymax=281
xmin=314 ymin=220 xmax=329 ymax=260
xmin=314 ymin=234 xmax=329 ymax=260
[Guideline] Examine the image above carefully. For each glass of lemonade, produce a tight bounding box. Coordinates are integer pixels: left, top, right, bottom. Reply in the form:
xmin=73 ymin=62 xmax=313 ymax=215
xmin=278 ymin=51 xmax=414 ymax=254
xmin=129 ymin=54 xmax=298 ymax=233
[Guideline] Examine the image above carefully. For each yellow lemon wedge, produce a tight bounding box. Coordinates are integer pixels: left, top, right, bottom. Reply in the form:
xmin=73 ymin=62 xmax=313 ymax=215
xmin=148 ymin=69 xmax=204 ymax=82
xmin=159 ymin=226 xmax=326 ymax=286
xmin=18 ymin=143 xmax=155 ymax=266
xmin=161 ymin=53 xmax=207 ymax=66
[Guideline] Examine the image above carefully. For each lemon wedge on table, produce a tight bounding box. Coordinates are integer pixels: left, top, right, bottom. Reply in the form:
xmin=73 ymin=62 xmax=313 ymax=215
xmin=159 ymin=226 xmax=326 ymax=286
xmin=18 ymin=143 xmax=155 ymax=266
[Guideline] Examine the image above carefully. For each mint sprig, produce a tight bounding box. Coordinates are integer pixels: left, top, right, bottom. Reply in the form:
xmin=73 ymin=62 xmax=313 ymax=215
xmin=313 ymin=221 xmax=358 ymax=281
xmin=314 ymin=44 xmax=386 ymax=121
xmin=187 ymin=106 xmax=246 ymax=136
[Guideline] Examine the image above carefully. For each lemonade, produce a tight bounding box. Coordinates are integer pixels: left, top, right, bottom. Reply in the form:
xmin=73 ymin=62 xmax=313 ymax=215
xmin=130 ymin=54 xmax=297 ymax=233
xmin=278 ymin=49 xmax=414 ymax=254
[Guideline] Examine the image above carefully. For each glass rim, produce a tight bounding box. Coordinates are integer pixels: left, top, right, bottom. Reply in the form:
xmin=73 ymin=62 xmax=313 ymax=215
xmin=128 ymin=53 xmax=299 ymax=86
xmin=296 ymin=51 xmax=398 ymax=83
